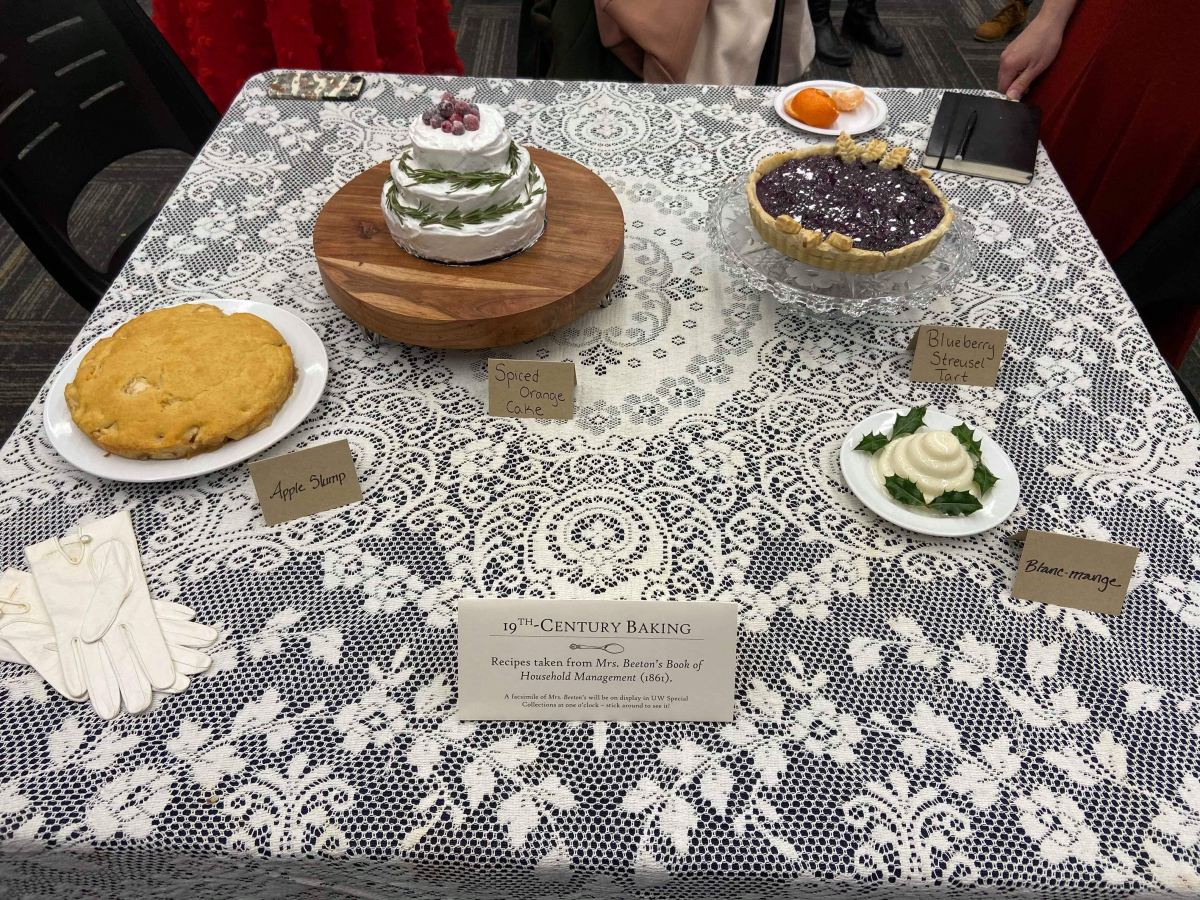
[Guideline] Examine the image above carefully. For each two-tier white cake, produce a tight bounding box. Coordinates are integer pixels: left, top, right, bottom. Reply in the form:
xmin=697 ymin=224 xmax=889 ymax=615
xmin=381 ymin=91 xmax=547 ymax=264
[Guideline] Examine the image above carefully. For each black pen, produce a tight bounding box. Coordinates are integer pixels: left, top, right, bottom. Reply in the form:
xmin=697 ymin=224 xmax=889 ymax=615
xmin=954 ymin=110 xmax=979 ymax=162
xmin=935 ymin=94 xmax=961 ymax=170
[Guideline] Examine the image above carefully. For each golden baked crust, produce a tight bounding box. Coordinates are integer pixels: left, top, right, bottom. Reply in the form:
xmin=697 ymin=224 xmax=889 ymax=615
xmin=65 ymin=303 xmax=297 ymax=460
xmin=745 ymin=132 xmax=955 ymax=273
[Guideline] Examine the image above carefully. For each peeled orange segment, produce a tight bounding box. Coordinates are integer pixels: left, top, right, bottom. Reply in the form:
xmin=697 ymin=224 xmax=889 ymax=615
xmin=832 ymin=85 xmax=865 ymax=111
xmin=786 ymin=88 xmax=839 ymax=129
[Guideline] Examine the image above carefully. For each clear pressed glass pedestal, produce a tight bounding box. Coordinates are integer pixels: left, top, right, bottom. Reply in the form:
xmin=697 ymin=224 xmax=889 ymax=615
xmin=706 ymin=178 xmax=977 ymax=317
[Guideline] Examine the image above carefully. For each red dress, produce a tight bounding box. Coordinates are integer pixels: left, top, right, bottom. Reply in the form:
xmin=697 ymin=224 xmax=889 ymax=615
xmin=153 ymin=0 xmax=464 ymax=114
xmin=1027 ymin=0 xmax=1200 ymax=262
xmin=1026 ymin=0 xmax=1200 ymax=367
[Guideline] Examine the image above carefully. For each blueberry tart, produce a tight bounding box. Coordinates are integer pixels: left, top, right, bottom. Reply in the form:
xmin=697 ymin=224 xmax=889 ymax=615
xmin=746 ymin=132 xmax=954 ymax=273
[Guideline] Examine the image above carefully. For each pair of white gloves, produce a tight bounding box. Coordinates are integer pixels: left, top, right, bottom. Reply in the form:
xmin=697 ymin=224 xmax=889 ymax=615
xmin=0 ymin=511 xmax=217 ymax=719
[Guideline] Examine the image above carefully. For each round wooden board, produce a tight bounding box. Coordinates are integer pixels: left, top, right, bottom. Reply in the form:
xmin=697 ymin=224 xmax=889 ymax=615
xmin=313 ymin=148 xmax=624 ymax=349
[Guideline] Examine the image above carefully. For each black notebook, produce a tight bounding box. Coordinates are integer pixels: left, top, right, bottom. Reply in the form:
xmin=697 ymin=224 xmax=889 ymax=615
xmin=922 ymin=92 xmax=1041 ymax=184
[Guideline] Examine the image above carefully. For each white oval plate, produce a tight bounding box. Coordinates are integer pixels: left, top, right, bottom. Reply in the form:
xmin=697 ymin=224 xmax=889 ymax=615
xmin=774 ymin=80 xmax=887 ymax=136
xmin=839 ymin=408 xmax=1020 ymax=537
xmin=43 ymin=299 xmax=328 ymax=483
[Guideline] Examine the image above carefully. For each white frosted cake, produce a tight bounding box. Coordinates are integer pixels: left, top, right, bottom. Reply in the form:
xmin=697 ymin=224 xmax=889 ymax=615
xmin=381 ymin=91 xmax=547 ymax=264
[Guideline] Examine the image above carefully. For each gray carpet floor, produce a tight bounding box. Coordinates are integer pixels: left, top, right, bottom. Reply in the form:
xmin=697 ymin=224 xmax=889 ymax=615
xmin=1 ymin=0 xmax=1197 ymax=444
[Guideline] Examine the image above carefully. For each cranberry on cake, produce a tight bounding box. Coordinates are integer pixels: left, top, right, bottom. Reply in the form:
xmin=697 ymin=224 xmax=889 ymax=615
xmin=746 ymin=132 xmax=954 ymax=273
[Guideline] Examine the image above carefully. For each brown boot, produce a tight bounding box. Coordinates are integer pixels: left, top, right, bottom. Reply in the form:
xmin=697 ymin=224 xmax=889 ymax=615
xmin=974 ymin=0 xmax=1029 ymax=41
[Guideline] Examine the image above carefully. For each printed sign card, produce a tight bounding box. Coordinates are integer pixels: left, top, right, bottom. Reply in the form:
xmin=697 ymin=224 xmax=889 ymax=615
xmin=249 ymin=439 xmax=363 ymax=526
xmin=488 ymin=359 xmax=575 ymax=420
xmin=458 ymin=598 xmax=737 ymax=721
xmin=1009 ymin=530 xmax=1139 ymax=615
xmin=908 ymin=325 xmax=1008 ymax=387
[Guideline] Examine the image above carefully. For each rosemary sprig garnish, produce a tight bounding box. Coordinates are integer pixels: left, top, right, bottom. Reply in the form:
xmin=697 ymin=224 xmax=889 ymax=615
xmin=396 ymin=141 xmax=521 ymax=194
xmin=384 ymin=172 xmax=544 ymax=230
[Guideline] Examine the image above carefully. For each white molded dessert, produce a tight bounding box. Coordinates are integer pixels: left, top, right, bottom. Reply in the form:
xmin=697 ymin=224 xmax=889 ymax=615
xmin=381 ymin=91 xmax=547 ymax=264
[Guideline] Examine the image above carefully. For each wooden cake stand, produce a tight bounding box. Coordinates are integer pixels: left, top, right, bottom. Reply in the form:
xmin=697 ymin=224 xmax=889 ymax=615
xmin=313 ymin=148 xmax=624 ymax=349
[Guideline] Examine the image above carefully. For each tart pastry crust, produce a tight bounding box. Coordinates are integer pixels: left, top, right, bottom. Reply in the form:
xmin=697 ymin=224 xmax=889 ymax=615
xmin=746 ymin=132 xmax=955 ymax=273
xmin=65 ymin=303 xmax=296 ymax=460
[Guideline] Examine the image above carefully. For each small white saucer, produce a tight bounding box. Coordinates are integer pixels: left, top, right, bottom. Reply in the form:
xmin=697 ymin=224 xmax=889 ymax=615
xmin=774 ymin=80 xmax=887 ymax=136
xmin=839 ymin=408 xmax=1020 ymax=537
xmin=43 ymin=299 xmax=328 ymax=484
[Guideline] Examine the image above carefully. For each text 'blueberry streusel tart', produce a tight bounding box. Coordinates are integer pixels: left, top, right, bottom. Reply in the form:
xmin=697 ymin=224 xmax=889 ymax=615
xmin=746 ymin=132 xmax=954 ymax=273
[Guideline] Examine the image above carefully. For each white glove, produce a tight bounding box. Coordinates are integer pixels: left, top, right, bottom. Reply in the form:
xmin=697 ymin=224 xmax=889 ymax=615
xmin=26 ymin=511 xmax=177 ymax=719
xmin=0 ymin=569 xmax=218 ymax=699
xmin=155 ymin=599 xmax=221 ymax=693
xmin=0 ymin=568 xmax=72 ymax=697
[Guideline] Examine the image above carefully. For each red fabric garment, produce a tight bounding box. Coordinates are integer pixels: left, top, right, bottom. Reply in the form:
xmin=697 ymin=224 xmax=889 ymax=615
xmin=413 ymin=0 xmax=462 ymax=74
xmin=1026 ymin=0 xmax=1200 ymax=262
xmin=152 ymin=0 xmax=463 ymax=113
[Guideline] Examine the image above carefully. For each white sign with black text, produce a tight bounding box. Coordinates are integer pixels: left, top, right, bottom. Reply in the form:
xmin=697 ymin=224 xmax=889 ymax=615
xmin=457 ymin=599 xmax=737 ymax=721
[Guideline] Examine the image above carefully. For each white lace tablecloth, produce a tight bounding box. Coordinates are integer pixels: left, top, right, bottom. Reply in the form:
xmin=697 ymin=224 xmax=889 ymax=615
xmin=2 ymin=74 xmax=1199 ymax=900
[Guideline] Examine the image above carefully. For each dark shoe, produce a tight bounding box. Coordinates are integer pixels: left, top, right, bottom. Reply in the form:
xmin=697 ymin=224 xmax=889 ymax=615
xmin=813 ymin=17 xmax=853 ymax=66
xmin=842 ymin=0 xmax=904 ymax=57
xmin=975 ymin=0 xmax=1028 ymax=41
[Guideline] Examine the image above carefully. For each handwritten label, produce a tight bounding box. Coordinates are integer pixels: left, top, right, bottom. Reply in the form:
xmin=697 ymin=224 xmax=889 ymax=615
xmin=248 ymin=439 xmax=363 ymax=526
xmin=488 ymin=359 xmax=575 ymax=420
xmin=458 ymin=598 xmax=737 ymax=721
xmin=908 ymin=325 xmax=1007 ymax=387
xmin=1009 ymin=530 xmax=1139 ymax=615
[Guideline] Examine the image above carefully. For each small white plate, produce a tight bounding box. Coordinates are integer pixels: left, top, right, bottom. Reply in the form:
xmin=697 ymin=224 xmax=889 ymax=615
xmin=839 ymin=408 xmax=1019 ymax=537
xmin=43 ymin=299 xmax=328 ymax=483
xmin=775 ymin=80 xmax=887 ymax=136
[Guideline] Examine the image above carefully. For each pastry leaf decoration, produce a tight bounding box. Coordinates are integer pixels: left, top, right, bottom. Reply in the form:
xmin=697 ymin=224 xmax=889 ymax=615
xmin=890 ymin=406 xmax=927 ymax=439
xmin=951 ymin=423 xmax=982 ymax=457
xmin=384 ymin=175 xmax=544 ymax=230
xmin=927 ymin=490 xmax=984 ymax=517
xmin=854 ymin=432 xmax=891 ymax=454
xmin=884 ymin=475 xmax=925 ymax=506
xmin=395 ymin=141 xmax=521 ymax=194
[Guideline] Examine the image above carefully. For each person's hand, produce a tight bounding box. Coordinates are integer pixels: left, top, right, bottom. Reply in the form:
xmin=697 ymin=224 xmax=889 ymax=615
xmin=998 ymin=11 xmax=1066 ymax=100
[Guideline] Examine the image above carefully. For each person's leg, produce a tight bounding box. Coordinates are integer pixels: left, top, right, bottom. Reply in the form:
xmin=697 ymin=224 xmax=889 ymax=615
xmin=974 ymin=0 xmax=1030 ymax=42
xmin=808 ymin=0 xmax=852 ymax=66
xmin=841 ymin=0 xmax=903 ymax=56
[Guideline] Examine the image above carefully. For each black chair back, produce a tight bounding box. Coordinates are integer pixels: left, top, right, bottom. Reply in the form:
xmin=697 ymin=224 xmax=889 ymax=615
xmin=0 ymin=0 xmax=219 ymax=308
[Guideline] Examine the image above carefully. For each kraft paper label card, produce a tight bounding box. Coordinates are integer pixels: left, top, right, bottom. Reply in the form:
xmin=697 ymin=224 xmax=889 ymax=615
xmin=1009 ymin=530 xmax=1138 ymax=615
xmin=249 ymin=439 xmax=363 ymax=526
xmin=908 ymin=325 xmax=1008 ymax=386
xmin=488 ymin=359 xmax=575 ymax=420
xmin=458 ymin=598 xmax=737 ymax=721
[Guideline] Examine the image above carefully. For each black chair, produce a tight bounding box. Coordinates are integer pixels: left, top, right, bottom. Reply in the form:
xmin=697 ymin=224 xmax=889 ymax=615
xmin=0 ymin=0 xmax=219 ymax=310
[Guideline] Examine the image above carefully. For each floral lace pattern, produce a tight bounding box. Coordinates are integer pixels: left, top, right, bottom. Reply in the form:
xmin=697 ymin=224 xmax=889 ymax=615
xmin=0 ymin=75 xmax=1198 ymax=899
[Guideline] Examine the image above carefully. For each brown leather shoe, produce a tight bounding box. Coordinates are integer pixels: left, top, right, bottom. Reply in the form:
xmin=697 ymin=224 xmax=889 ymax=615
xmin=974 ymin=0 xmax=1028 ymax=41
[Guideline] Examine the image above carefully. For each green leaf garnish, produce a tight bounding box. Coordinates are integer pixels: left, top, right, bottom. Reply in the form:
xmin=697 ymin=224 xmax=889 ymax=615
xmin=395 ymin=141 xmax=521 ymax=194
xmin=927 ymin=490 xmax=984 ymax=516
xmin=972 ymin=460 xmax=998 ymax=495
xmin=951 ymin=423 xmax=982 ymax=457
xmin=855 ymin=432 xmax=891 ymax=453
xmin=884 ymin=475 xmax=925 ymax=506
xmin=384 ymin=172 xmax=544 ymax=230
xmin=890 ymin=406 xmax=927 ymax=440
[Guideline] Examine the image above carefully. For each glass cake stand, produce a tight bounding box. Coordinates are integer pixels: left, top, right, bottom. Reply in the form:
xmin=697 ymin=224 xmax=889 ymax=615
xmin=706 ymin=177 xmax=977 ymax=317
